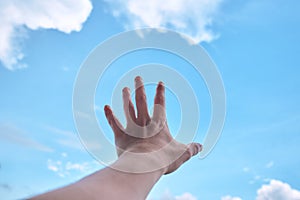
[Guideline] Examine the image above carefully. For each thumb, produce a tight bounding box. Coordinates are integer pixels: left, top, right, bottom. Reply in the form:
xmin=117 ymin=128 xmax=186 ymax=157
xmin=181 ymin=143 xmax=203 ymax=163
xmin=164 ymin=142 xmax=202 ymax=174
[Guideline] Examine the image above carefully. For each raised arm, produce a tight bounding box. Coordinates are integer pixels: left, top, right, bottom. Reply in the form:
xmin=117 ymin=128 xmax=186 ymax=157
xmin=30 ymin=76 xmax=202 ymax=200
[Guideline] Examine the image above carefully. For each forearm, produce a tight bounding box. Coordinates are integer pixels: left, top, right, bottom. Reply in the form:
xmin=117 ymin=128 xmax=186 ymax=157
xmin=78 ymin=167 xmax=163 ymax=200
xmin=30 ymin=160 xmax=164 ymax=200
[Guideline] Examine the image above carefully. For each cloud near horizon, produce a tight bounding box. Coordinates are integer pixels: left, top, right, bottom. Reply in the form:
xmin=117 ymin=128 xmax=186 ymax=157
xmin=161 ymin=179 xmax=300 ymax=200
xmin=158 ymin=191 xmax=197 ymax=200
xmin=256 ymin=179 xmax=300 ymax=200
xmin=221 ymin=179 xmax=300 ymax=200
xmin=221 ymin=196 xmax=242 ymax=200
xmin=0 ymin=0 xmax=92 ymax=70
xmin=105 ymin=0 xmax=222 ymax=43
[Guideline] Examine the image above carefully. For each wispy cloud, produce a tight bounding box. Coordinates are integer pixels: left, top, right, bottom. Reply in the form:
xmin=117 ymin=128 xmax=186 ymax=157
xmin=0 ymin=0 xmax=92 ymax=70
xmin=0 ymin=183 xmax=12 ymax=191
xmin=44 ymin=126 xmax=84 ymax=151
xmin=0 ymin=123 xmax=53 ymax=152
xmin=45 ymin=125 xmax=101 ymax=151
xmin=105 ymin=0 xmax=222 ymax=43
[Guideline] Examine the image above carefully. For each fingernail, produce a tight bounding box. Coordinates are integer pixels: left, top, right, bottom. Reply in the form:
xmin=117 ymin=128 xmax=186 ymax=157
xmin=135 ymin=76 xmax=142 ymax=81
xmin=122 ymin=87 xmax=130 ymax=93
xmin=104 ymin=105 xmax=111 ymax=114
xmin=198 ymin=144 xmax=203 ymax=152
xmin=158 ymin=81 xmax=164 ymax=85
xmin=157 ymin=82 xmax=164 ymax=90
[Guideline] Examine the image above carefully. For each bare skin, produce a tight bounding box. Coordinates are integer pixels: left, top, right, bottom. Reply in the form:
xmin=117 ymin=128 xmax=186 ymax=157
xmin=30 ymin=76 xmax=202 ymax=200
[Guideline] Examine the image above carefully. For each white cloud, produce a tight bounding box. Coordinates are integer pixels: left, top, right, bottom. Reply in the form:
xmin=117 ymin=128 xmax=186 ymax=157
xmin=47 ymin=159 xmax=99 ymax=178
xmin=175 ymin=193 xmax=197 ymax=200
xmin=0 ymin=0 xmax=92 ymax=70
xmin=221 ymin=196 xmax=242 ymax=200
xmin=221 ymin=179 xmax=300 ymax=200
xmin=256 ymin=179 xmax=300 ymax=200
xmin=47 ymin=159 xmax=61 ymax=172
xmin=105 ymin=0 xmax=222 ymax=43
xmin=155 ymin=179 xmax=300 ymax=200
xmin=65 ymin=161 xmax=92 ymax=171
xmin=157 ymin=190 xmax=197 ymax=200
xmin=159 ymin=191 xmax=197 ymax=200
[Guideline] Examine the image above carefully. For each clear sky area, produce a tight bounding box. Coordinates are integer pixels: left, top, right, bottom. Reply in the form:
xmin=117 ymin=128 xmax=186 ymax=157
xmin=0 ymin=0 xmax=300 ymax=199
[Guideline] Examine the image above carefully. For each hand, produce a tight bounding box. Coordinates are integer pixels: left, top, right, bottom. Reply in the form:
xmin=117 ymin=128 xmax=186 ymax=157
xmin=104 ymin=76 xmax=202 ymax=174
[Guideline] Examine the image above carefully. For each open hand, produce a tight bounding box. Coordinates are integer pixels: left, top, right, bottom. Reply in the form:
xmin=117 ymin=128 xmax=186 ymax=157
xmin=104 ymin=76 xmax=202 ymax=174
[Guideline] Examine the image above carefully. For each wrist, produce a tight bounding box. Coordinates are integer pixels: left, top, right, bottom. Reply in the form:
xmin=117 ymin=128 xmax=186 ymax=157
xmin=77 ymin=165 xmax=163 ymax=200
xmin=113 ymin=140 xmax=187 ymax=175
xmin=111 ymin=149 xmax=167 ymax=175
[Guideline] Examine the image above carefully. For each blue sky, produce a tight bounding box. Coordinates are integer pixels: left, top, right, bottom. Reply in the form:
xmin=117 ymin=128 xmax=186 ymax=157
xmin=0 ymin=0 xmax=300 ymax=199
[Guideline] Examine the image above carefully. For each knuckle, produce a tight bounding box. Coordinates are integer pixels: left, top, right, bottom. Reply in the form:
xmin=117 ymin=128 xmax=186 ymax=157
xmin=137 ymin=93 xmax=146 ymax=101
xmin=156 ymin=95 xmax=164 ymax=102
xmin=184 ymin=148 xmax=193 ymax=159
